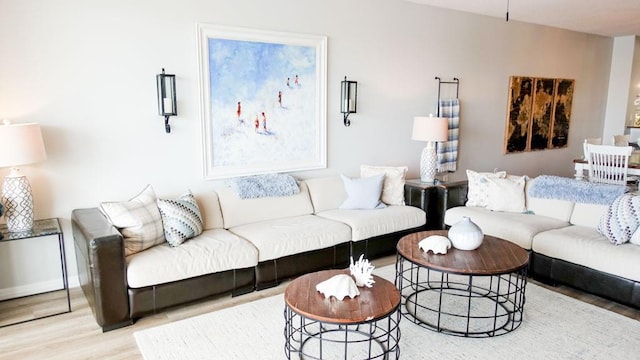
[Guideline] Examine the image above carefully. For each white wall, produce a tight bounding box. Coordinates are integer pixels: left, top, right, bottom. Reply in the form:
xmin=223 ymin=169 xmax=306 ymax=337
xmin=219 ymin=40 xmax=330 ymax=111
xmin=0 ymin=0 xmax=613 ymax=289
xmin=626 ymin=36 xmax=640 ymax=135
xmin=603 ymin=36 xmax=635 ymax=143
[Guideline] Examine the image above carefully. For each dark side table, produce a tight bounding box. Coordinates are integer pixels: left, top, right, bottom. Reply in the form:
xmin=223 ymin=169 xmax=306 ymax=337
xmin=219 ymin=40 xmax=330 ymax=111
xmin=0 ymin=218 xmax=71 ymax=327
xmin=404 ymin=179 xmax=468 ymax=230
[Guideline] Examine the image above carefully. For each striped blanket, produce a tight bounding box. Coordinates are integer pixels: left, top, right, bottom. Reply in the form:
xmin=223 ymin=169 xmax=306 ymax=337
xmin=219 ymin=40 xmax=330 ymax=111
xmin=436 ymin=98 xmax=459 ymax=172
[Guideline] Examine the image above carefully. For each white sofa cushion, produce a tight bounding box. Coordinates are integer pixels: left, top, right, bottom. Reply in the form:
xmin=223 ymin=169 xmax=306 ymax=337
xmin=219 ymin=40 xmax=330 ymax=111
xmin=533 ymin=225 xmax=640 ymax=282
xmin=228 ymin=215 xmax=351 ymax=262
xmin=445 ymin=206 xmax=569 ymax=250
xmin=126 ymin=228 xmax=259 ymax=288
xmin=526 ymin=196 xmax=575 ymax=222
xmin=570 ymin=202 xmax=608 ymax=228
xmin=316 ymin=205 xmax=425 ymax=241
xmin=194 ymin=191 xmax=225 ymax=230
xmin=217 ymin=182 xmax=314 ymax=228
xmin=305 ymin=176 xmax=348 ymax=213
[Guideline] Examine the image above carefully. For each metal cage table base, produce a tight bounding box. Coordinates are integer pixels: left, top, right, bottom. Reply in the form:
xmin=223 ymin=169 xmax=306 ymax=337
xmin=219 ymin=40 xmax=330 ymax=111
xmin=284 ymin=305 xmax=400 ymax=360
xmin=396 ymin=256 xmax=527 ymax=338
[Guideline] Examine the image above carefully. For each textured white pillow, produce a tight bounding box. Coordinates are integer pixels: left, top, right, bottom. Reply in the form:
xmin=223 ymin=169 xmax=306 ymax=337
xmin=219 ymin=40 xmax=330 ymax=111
xmin=465 ymin=170 xmax=507 ymax=207
xmin=100 ymin=185 xmax=165 ymax=256
xmin=485 ymin=175 xmax=527 ymax=213
xmin=339 ymin=174 xmax=387 ymax=210
xmin=360 ymin=165 xmax=408 ymax=205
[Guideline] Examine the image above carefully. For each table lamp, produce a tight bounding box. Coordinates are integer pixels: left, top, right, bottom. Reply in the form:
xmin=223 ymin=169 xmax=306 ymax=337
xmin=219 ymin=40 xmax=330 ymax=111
xmin=0 ymin=121 xmax=47 ymax=232
xmin=412 ymin=115 xmax=449 ymax=183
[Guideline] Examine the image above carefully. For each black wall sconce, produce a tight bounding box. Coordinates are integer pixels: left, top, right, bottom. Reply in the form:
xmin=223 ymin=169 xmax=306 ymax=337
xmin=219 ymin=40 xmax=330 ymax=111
xmin=340 ymin=76 xmax=357 ymax=127
xmin=156 ymin=68 xmax=177 ymax=133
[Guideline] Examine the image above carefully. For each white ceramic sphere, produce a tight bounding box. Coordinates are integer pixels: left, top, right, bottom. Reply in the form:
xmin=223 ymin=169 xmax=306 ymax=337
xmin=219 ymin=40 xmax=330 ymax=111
xmin=448 ymin=216 xmax=484 ymax=250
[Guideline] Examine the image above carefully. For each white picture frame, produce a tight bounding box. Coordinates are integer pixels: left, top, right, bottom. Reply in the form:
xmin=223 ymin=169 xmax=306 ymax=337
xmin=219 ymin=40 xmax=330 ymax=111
xmin=197 ymin=24 xmax=327 ymax=180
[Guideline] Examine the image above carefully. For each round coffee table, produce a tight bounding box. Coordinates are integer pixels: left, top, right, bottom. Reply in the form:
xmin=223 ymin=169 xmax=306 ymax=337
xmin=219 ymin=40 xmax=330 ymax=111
xmin=396 ymin=230 xmax=529 ymax=337
xmin=284 ymin=269 xmax=401 ymax=359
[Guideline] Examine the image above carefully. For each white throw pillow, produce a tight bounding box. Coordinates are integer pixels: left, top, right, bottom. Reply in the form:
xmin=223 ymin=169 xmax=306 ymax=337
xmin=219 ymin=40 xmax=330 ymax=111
xmin=465 ymin=169 xmax=507 ymax=207
xmin=100 ymin=185 xmax=165 ymax=256
xmin=360 ymin=165 xmax=408 ymax=205
xmin=339 ymin=174 xmax=387 ymax=210
xmin=485 ymin=175 xmax=527 ymax=213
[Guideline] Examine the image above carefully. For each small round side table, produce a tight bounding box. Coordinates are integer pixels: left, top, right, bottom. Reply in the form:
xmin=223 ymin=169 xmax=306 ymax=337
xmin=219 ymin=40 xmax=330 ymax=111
xmin=284 ymin=269 xmax=401 ymax=359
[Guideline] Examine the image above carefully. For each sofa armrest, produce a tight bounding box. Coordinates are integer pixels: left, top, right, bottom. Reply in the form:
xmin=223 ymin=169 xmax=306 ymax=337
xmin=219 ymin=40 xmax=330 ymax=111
xmin=71 ymin=208 xmax=132 ymax=331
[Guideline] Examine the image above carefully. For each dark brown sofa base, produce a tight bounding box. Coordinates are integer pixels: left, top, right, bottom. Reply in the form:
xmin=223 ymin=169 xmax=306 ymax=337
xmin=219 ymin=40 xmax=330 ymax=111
xmin=129 ymin=267 xmax=255 ymax=319
xmin=530 ymin=252 xmax=640 ymax=309
xmin=255 ymin=243 xmax=351 ymax=290
xmin=351 ymin=226 xmax=426 ymax=261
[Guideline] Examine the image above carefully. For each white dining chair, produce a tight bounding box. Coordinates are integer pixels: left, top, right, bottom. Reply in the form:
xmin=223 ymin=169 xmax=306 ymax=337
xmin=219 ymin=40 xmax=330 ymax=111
xmin=582 ymin=137 xmax=602 ymax=160
xmin=586 ymin=144 xmax=632 ymax=185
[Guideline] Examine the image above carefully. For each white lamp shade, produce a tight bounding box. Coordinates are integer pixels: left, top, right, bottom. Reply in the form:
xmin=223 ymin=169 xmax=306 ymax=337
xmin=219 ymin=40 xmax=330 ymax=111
xmin=412 ymin=116 xmax=449 ymax=142
xmin=0 ymin=122 xmax=47 ymax=168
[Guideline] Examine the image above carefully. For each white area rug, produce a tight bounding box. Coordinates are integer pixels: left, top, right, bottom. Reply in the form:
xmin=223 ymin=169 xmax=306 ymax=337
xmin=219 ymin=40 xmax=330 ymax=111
xmin=135 ymin=265 xmax=639 ymax=359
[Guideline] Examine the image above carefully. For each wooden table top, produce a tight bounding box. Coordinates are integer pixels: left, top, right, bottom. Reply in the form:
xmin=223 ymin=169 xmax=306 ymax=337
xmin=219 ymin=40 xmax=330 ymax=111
xmin=397 ymin=230 xmax=529 ymax=275
xmin=284 ymin=269 xmax=400 ymax=324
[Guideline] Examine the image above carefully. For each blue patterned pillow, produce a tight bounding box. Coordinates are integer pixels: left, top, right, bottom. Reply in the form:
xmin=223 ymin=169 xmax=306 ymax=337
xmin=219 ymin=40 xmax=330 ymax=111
xmin=598 ymin=193 xmax=640 ymax=245
xmin=157 ymin=191 xmax=203 ymax=247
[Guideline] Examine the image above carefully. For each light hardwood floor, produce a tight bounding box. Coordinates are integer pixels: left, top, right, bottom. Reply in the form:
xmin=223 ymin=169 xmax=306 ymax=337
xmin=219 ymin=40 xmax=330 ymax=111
xmin=0 ymin=256 xmax=638 ymax=360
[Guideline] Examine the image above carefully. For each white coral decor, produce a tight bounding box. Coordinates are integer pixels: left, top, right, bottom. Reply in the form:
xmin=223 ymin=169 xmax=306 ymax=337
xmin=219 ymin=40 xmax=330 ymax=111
xmin=349 ymin=254 xmax=375 ymax=288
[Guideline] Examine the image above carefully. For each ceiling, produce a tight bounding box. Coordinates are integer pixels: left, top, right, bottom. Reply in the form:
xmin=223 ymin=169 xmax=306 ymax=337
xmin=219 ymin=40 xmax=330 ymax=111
xmin=405 ymin=0 xmax=640 ymax=37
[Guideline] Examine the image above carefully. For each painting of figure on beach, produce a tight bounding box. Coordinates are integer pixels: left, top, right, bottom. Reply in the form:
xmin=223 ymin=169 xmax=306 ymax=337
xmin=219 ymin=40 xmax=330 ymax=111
xmin=198 ymin=25 xmax=327 ymax=179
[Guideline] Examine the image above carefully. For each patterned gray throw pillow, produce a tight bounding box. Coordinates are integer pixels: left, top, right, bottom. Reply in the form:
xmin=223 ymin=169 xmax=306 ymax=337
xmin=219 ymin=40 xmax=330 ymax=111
xmin=157 ymin=191 xmax=203 ymax=247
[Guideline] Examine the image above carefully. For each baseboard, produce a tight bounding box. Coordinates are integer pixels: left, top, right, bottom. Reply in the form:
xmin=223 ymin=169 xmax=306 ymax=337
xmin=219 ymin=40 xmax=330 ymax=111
xmin=0 ymin=276 xmax=80 ymax=301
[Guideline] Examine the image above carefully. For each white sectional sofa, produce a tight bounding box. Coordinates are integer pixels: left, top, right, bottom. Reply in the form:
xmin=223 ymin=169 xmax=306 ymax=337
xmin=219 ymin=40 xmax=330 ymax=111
xmin=444 ymin=174 xmax=640 ymax=310
xmin=72 ymin=175 xmax=426 ymax=331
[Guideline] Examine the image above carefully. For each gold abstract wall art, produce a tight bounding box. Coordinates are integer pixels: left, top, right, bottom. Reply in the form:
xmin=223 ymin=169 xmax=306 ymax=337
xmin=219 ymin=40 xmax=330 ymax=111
xmin=504 ymin=76 xmax=574 ymax=154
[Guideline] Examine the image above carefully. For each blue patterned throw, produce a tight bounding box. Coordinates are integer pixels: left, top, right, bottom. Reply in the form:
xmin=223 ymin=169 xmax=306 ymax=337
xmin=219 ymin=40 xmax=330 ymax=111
xmin=231 ymin=173 xmax=300 ymax=199
xmin=528 ymin=175 xmax=627 ymax=205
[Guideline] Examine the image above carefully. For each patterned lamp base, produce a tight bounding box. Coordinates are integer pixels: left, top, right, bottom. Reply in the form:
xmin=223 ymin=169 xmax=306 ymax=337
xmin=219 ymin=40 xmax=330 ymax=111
xmin=420 ymin=142 xmax=438 ymax=183
xmin=1 ymin=174 xmax=35 ymax=232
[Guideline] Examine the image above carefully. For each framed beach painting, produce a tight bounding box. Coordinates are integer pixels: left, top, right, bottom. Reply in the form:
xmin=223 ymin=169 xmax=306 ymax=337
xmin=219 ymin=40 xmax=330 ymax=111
xmin=197 ymin=24 xmax=327 ymax=180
